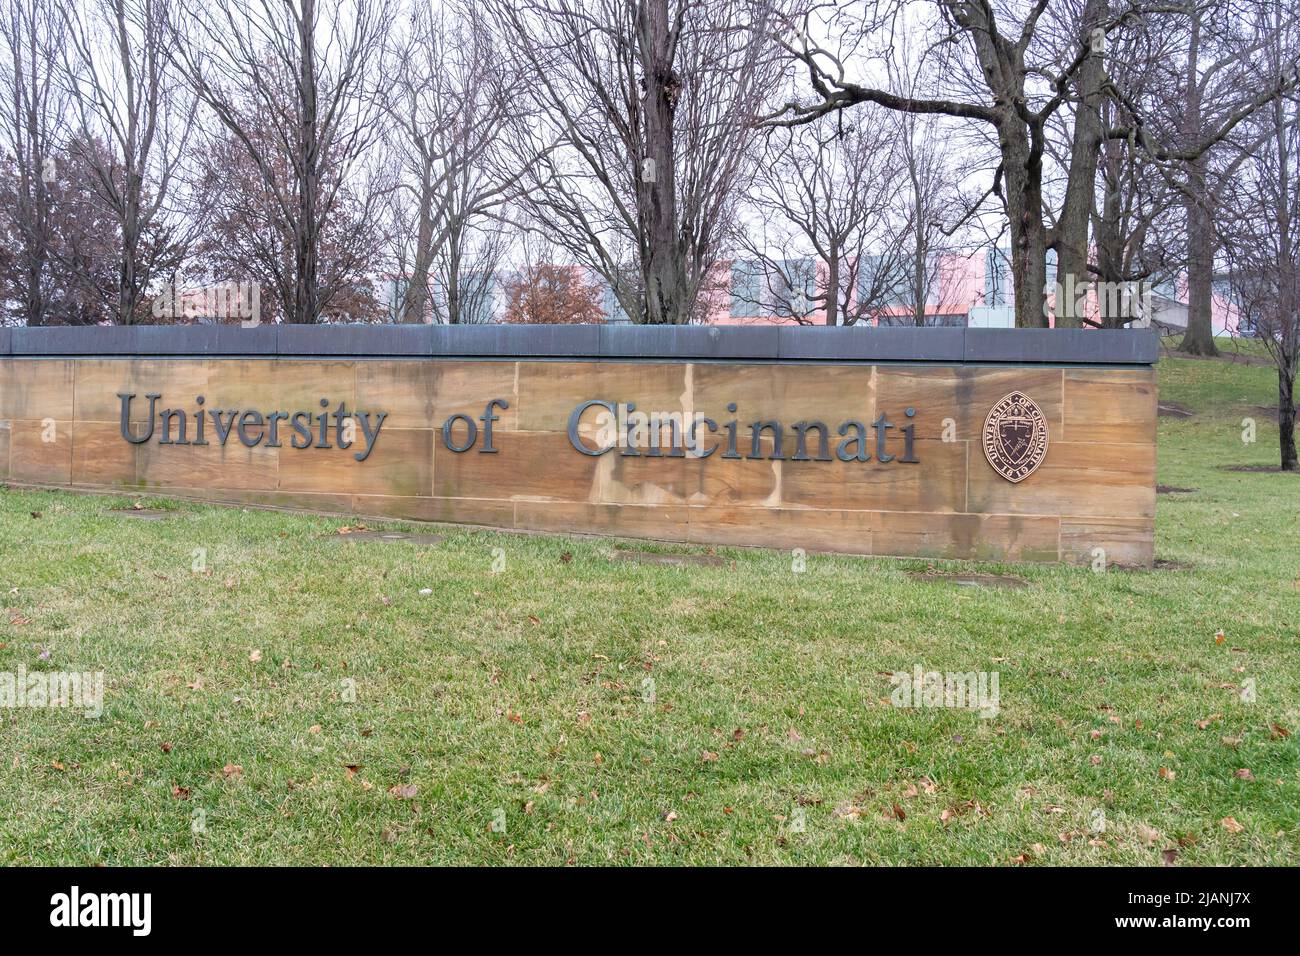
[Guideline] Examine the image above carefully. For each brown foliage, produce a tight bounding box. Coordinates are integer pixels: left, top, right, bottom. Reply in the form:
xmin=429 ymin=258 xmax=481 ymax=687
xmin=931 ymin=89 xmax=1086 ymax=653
xmin=502 ymin=264 xmax=604 ymax=325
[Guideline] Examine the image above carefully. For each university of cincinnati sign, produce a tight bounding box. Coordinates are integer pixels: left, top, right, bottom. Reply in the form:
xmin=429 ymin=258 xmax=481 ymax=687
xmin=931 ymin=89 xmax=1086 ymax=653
xmin=117 ymin=392 xmax=1051 ymax=480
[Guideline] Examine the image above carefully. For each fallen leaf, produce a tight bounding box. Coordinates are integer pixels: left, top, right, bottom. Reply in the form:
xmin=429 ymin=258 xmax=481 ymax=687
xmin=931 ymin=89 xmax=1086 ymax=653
xmin=833 ymin=802 xmax=864 ymax=820
xmin=1220 ymin=816 xmax=1244 ymax=834
xmin=160 ymin=742 xmax=173 ymax=754
xmin=1233 ymin=768 xmax=1254 ymax=781
xmin=172 ymin=786 xmax=191 ymax=799
xmin=388 ymin=783 xmax=418 ymax=799
xmin=1158 ymin=766 xmax=1176 ymax=781
xmin=1161 ymin=848 xmax=1179 ymax=866
xmin=308 ymin=725 xmax=322 ymax=734
xmin=249 ymin=649 xmax=262 ymax=663
xmin=221 ymin=763 xmax=243 ymax=778
xmin=701 ymin=750 xmax=719 ymax=762
xmin=1214 ymin=629 xmax=1226 ymax=645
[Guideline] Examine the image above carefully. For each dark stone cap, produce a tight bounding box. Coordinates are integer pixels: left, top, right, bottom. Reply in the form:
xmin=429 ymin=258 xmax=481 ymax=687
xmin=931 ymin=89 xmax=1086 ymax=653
xmin=2 ymin=324 xmax=1160 ymax=365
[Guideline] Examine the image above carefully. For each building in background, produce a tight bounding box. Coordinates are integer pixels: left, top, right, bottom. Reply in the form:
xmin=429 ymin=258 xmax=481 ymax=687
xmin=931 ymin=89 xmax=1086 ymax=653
xmin=373 ymin=246 xmax=1245 ymax=332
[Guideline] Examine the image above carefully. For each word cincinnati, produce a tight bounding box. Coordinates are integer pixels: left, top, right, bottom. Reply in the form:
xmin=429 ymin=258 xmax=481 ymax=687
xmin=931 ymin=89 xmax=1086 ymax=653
xmin=117 ymin=393 xmax=387 ymax=461
xmin=50 ymin=886 xmax=151 ymax=936
xmin=568 ymin=399 xmax=922 ymax=462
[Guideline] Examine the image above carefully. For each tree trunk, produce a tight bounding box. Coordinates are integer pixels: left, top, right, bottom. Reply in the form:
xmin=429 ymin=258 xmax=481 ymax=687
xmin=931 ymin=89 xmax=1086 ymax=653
xmin=1280 ymin=368 xmax=1298 ymax=471
xmin=825 ymin=251 xmax=839 ymax=325
xmin=637 ymin=0 xmax=683 ymax=325
xmin=1003 ymin=125 xmax=1049 ymax=328
xmin=904 ymin=132 xmax=926 ymax=326
xmin=912 ymin=206 xmax=926 ymax=326
xmin=1179 ymin=13 xmax=1218 ymax=355
xmin=119 ymin=176 xmax=141 ymax=325
xmin=400 ymin=167 xmax=436 ymax=323
xmin=23 ymin=162 xmax=47 ymax=325
xmin=21 ymin=96 xmax=49 ymax=325
xmin=294 ymin=0 xmax=321 ymax=324
xmin=1182 ymin=176 xmax=1219 ymax=354
xmin=1054 ymin=0 xmax=1108 ymax=329
xmin=445 ymin=220 xmax=464 ymax=323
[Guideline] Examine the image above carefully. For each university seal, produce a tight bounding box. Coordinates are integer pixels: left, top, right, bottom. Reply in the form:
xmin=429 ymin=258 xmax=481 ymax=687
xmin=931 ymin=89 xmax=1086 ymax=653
xmin=982 ymin=391 xmax=1049 ymax=483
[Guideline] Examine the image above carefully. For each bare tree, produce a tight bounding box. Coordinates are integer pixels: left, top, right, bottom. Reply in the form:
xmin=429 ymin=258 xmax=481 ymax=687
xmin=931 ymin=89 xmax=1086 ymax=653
xmin=1137 ymin=1 xmax=1281 ymax=353
xmin=1221 ymin=6 xmax=1298 ymax=469
xmin=383 ymin=3 xmax=519 ymax=324
xmin=0 ymin=0 xmax=66 ymax=325
xmin=191 ymin=112 xmax=381 ymax=324
xmin=893 ymin=109 xmax=976 ymax=325
xmin=168 ymin=0 xmax=390 ymax=324
xmin=740 ymin=118 xmax=907 ymax=324
xmin=767 ymin=1 xmax=1297 ymax=328
xmin=61 ymin=0 xmax=196 ymax=324
xmin=1055 ymin=15 xmax=1183 ymax=327
xmin=489 ymin=0 xmax=787 ymax=325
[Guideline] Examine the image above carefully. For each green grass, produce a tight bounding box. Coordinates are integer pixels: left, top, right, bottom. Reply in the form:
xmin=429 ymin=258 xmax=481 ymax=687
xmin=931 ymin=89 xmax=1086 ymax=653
xmin=1 ymin=349 xmax=1297 ymax=865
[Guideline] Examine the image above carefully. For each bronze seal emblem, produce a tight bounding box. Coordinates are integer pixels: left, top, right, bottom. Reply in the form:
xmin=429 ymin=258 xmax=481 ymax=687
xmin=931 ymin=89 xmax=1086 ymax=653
xmin=982 ymin=391 xmax=1049 ymax=483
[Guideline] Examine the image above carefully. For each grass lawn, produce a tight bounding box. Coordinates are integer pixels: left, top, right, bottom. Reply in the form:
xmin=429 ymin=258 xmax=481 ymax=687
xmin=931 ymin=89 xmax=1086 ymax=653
xmin=1 ymin=345 xmax=1297 ymax=866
